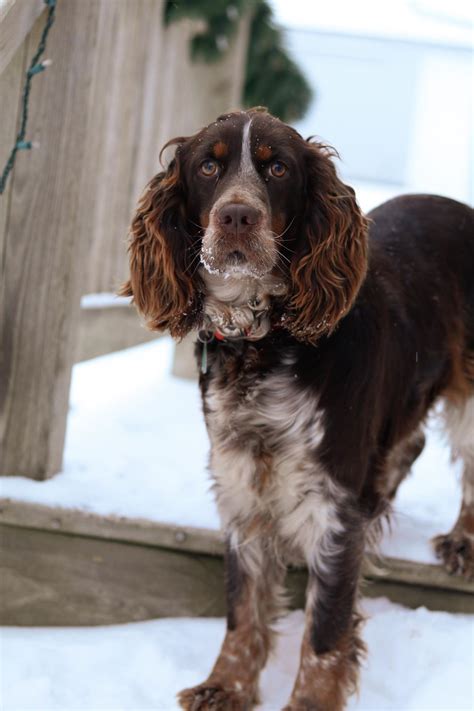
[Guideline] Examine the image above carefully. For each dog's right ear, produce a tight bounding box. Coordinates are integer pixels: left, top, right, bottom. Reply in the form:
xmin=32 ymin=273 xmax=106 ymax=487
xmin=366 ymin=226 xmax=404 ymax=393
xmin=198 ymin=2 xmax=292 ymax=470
xmin=119 ymin=142 xmax=201 ymax=338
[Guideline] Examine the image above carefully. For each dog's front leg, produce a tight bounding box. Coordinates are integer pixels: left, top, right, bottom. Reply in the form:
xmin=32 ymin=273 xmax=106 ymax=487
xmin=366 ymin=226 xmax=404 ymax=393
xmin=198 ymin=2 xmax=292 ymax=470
xmin=284 ymin=505 xmax=366 ymax=711
xmin=178 ymin=534 xmax=285 ymax=711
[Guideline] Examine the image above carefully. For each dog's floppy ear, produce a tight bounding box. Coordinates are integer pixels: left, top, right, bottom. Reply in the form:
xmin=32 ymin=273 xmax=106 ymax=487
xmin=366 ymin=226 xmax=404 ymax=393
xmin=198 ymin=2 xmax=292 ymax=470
xmin=119 ymin=140 xmax=201 ymax=338
xmin=285 ymin=141 xmax=368 ymax=342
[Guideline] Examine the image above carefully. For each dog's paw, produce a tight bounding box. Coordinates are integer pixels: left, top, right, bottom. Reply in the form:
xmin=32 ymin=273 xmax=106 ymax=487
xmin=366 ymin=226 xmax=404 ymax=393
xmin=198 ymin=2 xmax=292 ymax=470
xmin=433 ymin=530 xmax=474 ymax=579
xmin=178 ymin=683 xmax=252 ymax=711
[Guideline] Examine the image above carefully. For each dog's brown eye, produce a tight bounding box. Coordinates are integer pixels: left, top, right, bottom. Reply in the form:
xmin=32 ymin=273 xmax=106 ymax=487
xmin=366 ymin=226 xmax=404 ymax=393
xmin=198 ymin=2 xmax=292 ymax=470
xmin=200 ymin=159 xmax=219 ymax=177
xmin=270 ymin=160 xmax=287 ymax=178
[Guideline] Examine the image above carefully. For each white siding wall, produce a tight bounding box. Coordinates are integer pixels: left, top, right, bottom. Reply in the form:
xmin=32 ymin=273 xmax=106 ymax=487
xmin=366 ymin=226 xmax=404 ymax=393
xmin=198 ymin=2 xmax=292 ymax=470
xmin=286 ymin=29 xmax=473 ymax=205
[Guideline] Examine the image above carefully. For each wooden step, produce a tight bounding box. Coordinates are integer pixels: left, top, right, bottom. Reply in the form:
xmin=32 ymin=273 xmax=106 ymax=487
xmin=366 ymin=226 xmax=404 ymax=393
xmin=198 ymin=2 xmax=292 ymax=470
xmin=1 ymin=498 xmax=472 ymax=626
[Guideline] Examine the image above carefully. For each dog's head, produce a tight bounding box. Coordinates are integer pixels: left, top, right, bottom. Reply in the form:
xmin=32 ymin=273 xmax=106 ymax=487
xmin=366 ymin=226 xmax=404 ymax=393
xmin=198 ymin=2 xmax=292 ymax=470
xmin=121 ymin=109 xmax=368 ymax=342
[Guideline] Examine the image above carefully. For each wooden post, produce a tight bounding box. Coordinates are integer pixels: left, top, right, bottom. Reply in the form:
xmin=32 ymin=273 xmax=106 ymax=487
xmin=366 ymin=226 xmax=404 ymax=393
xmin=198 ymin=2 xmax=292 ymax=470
xmin=0 ymin=0 xmax=45 ymax=76
xmin=83 ymin=0 xmax=168 ymax=295
xmin=0 ymin=0 xmax=101 ymax=479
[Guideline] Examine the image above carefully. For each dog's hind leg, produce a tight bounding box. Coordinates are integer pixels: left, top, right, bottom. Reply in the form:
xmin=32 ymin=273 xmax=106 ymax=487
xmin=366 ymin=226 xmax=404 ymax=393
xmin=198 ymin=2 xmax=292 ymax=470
xmin=381 ymin=427 xmax=426 ymax=501
xmin=433 ymin=395 xmax=474 ymax=579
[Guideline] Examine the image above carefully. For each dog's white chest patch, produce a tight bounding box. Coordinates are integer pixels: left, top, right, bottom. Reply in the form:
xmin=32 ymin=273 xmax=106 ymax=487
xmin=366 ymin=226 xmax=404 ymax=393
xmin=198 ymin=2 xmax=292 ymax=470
xmin=204 ymin=366 xmax=345 ymax=565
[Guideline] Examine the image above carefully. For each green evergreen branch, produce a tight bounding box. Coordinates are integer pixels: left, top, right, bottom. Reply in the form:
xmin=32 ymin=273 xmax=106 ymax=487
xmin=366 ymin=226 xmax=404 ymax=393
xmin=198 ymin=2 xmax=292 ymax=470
xmin=164 ymin=0 xmax=312 ymax=123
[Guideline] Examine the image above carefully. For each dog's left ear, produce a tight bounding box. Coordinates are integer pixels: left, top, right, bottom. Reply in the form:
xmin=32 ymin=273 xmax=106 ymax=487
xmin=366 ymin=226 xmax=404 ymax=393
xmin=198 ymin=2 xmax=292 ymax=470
xmin=285 ymin=141 xmax=368 ymax=342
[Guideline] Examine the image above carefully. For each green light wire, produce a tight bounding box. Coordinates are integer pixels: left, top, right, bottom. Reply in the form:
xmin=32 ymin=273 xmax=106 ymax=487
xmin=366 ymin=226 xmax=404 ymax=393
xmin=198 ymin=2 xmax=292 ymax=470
xmin=0 ymin=0 xmax=57 ymax=195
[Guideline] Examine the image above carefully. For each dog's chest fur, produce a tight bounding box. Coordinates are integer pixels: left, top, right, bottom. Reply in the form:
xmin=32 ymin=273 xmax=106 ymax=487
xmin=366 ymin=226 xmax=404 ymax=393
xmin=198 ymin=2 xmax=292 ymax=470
xmin=202 ymin=343 xmax=346 ymax=566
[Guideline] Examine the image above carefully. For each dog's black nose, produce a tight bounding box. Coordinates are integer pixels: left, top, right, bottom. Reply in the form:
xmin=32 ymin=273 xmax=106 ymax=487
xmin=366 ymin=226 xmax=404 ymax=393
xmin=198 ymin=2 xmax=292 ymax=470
xmin=218 ymin=203 xmax=259 ymax=235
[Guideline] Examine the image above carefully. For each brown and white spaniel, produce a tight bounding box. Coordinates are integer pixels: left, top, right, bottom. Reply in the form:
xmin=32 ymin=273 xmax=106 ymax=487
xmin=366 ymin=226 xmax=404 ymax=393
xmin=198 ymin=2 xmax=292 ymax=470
xmin=122 ymin=108 xmax=474 ymax=711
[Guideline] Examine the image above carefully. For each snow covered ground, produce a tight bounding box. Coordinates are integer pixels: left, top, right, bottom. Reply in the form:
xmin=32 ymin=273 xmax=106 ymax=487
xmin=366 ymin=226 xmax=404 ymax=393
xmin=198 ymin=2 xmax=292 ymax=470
xmin=0 ymin=336 xmax=462 ymax=565
xmin=2 ymin=598 xmax=472 ymax=711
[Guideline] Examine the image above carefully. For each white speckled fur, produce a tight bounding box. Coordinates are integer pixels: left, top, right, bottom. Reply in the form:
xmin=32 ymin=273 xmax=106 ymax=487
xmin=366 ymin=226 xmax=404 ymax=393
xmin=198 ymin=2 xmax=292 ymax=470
xmin=445 ymin=395 xmax=474 ymax=502
xmin=200 ymin=269 xmax=287 ymax=339
xmin=445 ymin=396 xmax=474 ymax=458
xmin=205 ymin=364 xmax=348 ymax=575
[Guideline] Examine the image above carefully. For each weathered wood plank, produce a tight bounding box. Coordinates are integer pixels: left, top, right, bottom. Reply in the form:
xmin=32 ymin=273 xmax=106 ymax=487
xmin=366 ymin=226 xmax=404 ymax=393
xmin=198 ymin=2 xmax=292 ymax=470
xmin=76 ymin=304 xmax=161 ymax=362
xmin=0 ymin=522 xmax=472 ymax=626
xmin=84 ymin=0 xmax=167 ymax=295
xmin=361 ymin=554 xmax=473 ymax=592
xmin=0 ymin=0 xmax=45 ymax=76
xmin=0 ymin=38 xmax=26 ymax=283
xmin=0 ymin=524 xmax=227 ymax=625
xmin=0 ymin=1 xmax=102 ymax=479
xmin=0 ymin=499 xmax=225 ymax=556
xmin=1 ymin=499 xmax=472 ymax=596
xmin=361 ymin=577 xmax=474 ymax=614
xmin=179 ymin=10 xmax=251 ymax=126
xmin=172 ymin=332 xmax=199 ymax=379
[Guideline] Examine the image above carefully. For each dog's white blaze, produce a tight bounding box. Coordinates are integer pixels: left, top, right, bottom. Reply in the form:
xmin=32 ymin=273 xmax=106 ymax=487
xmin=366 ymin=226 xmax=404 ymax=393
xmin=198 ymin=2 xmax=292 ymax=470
xmin=239 ymin=118 xmax=257 ymax=177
